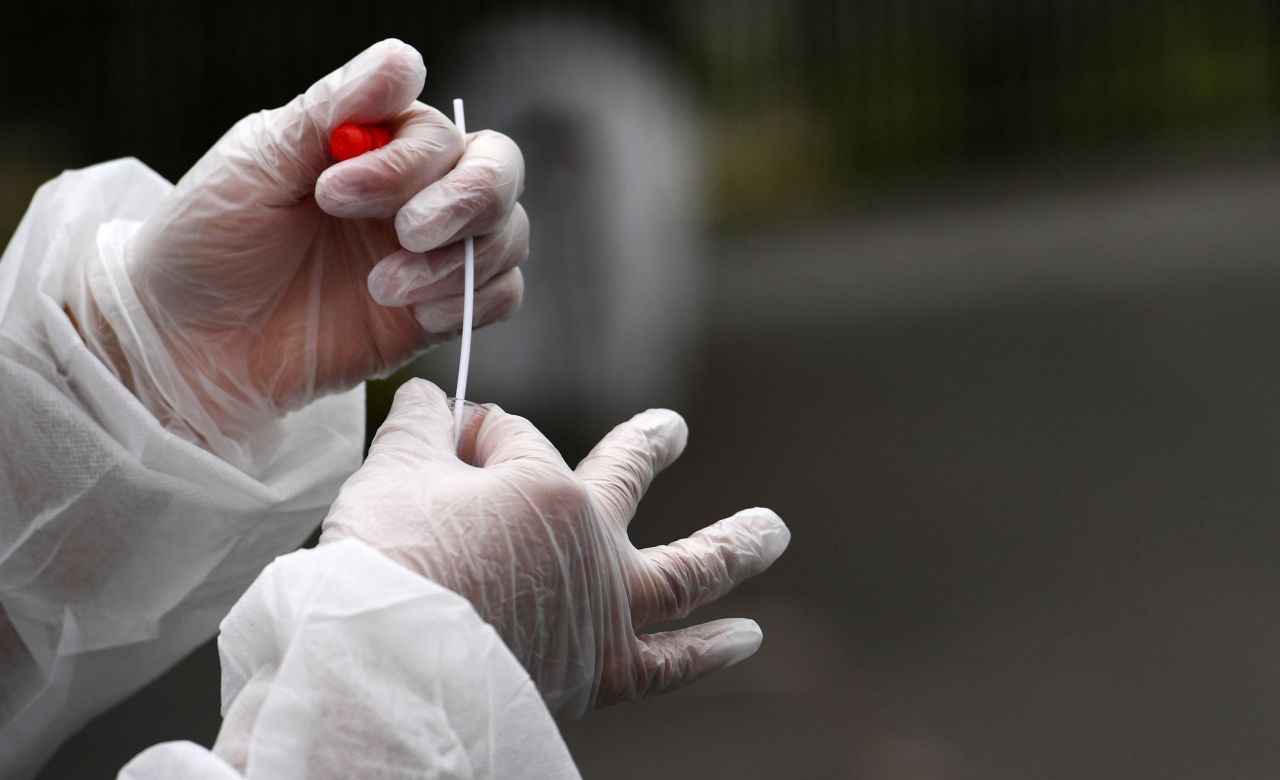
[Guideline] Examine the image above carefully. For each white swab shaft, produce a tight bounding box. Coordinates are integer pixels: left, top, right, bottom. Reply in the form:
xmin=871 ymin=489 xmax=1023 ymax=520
xmin=452 ymin=98 xmax=475 ymax=451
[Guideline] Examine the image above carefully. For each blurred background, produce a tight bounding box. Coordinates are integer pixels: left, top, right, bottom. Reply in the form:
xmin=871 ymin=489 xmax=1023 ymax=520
xmin=5 ymin=1 xmax=1280 ymax=777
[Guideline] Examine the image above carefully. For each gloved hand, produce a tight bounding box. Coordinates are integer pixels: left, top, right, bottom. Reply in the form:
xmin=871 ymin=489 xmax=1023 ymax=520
xmin=320 ymin=379 xmax=791 ymax=717
xmin=70 ymin=39 xmax=527 ymax=454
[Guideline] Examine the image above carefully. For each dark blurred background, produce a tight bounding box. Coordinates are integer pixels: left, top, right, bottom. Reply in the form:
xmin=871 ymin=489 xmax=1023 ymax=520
xmin=5 ymin=1 xmax=1280 ymax=778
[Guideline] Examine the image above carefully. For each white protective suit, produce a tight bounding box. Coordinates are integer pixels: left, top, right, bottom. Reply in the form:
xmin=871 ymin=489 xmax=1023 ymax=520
xmin=0 ymin=158 xmax=362 ymax=776
xmin=0 ymin=162 xmax=571 ymax=779
xmin=0 ymin=38 xmax=538 ymax=778
xmin=118 ymin=540 xmax=578 ymax=779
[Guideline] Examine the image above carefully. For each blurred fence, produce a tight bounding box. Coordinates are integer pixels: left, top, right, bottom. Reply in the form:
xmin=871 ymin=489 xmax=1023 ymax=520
xmin=3 ymin=1 xmax=1277 ymax=232
xmin=682 ymin=0 xmax=1279 ymax=220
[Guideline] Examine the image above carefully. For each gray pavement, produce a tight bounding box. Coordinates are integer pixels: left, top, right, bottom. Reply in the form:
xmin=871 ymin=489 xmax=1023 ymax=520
xmin=563 ymin=159 xmax=1280 ymax=778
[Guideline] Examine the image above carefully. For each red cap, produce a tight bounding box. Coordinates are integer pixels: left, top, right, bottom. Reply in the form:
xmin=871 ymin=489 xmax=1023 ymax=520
xmin=330 ymin=123 xmax=393 ymax=161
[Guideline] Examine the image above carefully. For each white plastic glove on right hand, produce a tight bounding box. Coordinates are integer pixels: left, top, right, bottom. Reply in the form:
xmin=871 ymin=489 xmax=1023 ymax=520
xmin=69 ymin=39 xmax=527 ymax=462
xmin=320 ymin=379 xmax=791 ymax=717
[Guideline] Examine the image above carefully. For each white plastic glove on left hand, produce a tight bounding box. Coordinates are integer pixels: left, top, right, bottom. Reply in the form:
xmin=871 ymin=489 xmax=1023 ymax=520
xmin=320 ymin=379 xmax=791 ymax=717
xmin=68 ymin=39 xmax=527 ymax=462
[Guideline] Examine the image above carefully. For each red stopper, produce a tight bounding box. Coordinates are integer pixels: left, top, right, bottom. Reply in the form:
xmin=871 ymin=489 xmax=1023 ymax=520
xmin=330 ymin=123 xmax=393 ymax=161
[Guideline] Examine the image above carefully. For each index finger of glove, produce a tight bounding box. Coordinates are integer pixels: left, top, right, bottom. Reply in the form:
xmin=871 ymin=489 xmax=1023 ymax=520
xmin=575 ymin=409 xmax=688 ymax=527
xmin=316 ymin=102 xmax=464 ymax=219
xmin=368 ymin=378 xmax=459 ymax=460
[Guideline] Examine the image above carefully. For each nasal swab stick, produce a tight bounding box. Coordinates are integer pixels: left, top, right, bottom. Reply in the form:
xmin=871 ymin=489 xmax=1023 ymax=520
xmin=452 ymin=98 xmax=475 ymax=451
xmin=326 ymin=108 xmax=475 ymax=449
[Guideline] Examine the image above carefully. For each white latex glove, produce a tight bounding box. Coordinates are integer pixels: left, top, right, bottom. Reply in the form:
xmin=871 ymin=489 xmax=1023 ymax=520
xmin=68 ymin=39 xmax=527 ymax=458
xmin=320 ymin=379 xmax=791 ymax=717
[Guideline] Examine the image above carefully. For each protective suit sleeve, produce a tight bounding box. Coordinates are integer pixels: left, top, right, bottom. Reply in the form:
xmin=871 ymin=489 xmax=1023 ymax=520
xmin=0 ymin=160 xmax=364 ymax=777
xmin=116 ymin=540 xmax=581 ymax=780
xmin=117 ymin=742 xmax=244 ymax=780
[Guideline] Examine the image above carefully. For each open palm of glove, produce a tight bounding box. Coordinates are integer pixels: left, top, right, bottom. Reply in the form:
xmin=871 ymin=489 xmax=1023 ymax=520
xmin=320 ymin=379 xmax=791 ymax=717
xmin=80 ymin=39 xmax=527 ymax=446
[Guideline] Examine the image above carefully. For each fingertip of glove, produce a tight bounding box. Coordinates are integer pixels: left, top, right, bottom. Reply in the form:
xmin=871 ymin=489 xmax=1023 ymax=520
xmin=366 ymin=263 xmax=393 ymax=307
xmin=368 ymin=37 xmax=409 ymax=54
xmin=716 ymin=618 xmax=764 ymax=669
xmin=394 ymin=209 xmax=429 ymax=253
xmin=629 ymin=408 xmax=689 ymax=468
xmin=731 ymin=507 xmax=792 ymax=561
xmin=394 ymin=376 xmax=447 ymax=407
xmin=367 ymin=38 xmax=426 ymax=85
xmin=367 ymin=252 xmax=414 ymax=307
xmin=313 ymin=170 xmax=353 ymax=216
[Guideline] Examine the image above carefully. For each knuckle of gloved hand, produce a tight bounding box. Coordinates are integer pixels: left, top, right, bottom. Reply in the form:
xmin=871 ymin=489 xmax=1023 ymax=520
xmin=228 ymin=110 xmax=263 ymax=139
xmin=509 ymin=231 xmax=532 ymax=269
xmin=495 ymin=294 xmax=524 ymax=323
xmin=428 ymin=109 xmax=465 ymax=153
xmin=370 ymin=419 xmax=419 ymax=448
xmin=457 ymin=160 xmax=507 ymax=211
xmin=638 ymin=638 xmax=690 ymax=694
xmin=234 ymin=108 xmax=314 ymax=179
xmin=631 ymin=645 xmax=666 ymax=697
xmin=404 ymin=182 xmax=487 ymax=246
xmin=480 ymin=227 xmax=526 ymax=274
xmin=477 ymin=129 xmax=527 ymax=193
xmin=538 ymin=472 xmax=591 ymax=515
xmin=490 ymin=269 xmax=526 ymax=312
xmin=508 ymin=205 xmax=531 ymax=254
xmin=397 ymin=131 xmax=454 ymax=167
xmin=479 ymin=213 xmax=529 ymax=273
xmin=449 ymin=182 xmax=495 ymax=227
xmin=592 ymin=477 xmax=642 ymax=521
xmin=395 ymin=375 xmax=432 ymax=399
xmin=618 ymin=430 xmax=660 ymax=481
xmin=653 ymin=548 xmax=701 ymax=617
